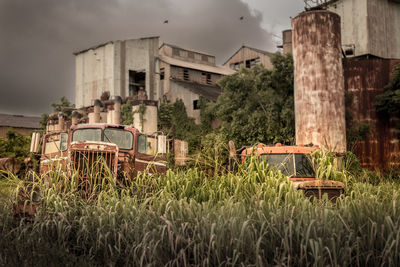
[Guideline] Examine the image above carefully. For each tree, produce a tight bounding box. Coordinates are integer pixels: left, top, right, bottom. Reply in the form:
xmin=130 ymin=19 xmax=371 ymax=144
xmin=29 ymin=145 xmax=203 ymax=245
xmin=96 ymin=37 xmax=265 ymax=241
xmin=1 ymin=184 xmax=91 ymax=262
xmin=158 ymin=99 xmax=202 ymax=152
xmin=215 ymin=52 xmax=295 ymax=148
xmin=375 ymin=64 xmax=400 ymax=117
xmin=0 ymin=129 xmax=31 ymax=162
xmin=40 ymin=96 xmax=74 ymax=131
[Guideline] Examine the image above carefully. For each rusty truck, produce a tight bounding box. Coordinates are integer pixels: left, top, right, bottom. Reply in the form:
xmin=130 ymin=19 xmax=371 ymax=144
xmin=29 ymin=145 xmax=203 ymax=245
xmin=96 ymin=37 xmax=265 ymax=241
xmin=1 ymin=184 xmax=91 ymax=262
xmin=234 ymin=143 xmax=344 ymax=200
xmin=29 ymin=123 xmax=168 ymax=182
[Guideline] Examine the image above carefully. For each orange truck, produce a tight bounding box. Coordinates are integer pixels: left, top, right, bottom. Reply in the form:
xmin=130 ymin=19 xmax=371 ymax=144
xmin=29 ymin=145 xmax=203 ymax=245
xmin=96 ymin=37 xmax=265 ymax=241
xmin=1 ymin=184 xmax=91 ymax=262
xmin=236 ymin=143 xmax=344 ymax=200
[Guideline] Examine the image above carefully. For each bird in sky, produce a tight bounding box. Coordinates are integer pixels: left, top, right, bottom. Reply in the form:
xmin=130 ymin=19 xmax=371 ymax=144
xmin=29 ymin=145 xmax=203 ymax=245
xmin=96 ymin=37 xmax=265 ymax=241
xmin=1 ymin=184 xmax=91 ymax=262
xmin=164 ymin=20 xmax=168 ymax=24
xmin=239 ymin=16 xmax=244 ymax=20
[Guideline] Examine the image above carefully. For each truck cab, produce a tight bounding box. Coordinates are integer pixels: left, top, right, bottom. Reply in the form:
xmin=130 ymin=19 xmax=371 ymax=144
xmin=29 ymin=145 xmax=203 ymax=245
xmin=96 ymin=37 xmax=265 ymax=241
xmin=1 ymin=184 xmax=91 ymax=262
xmin=39 ymin=123 xmax=167 ymax=179
xmin=240 ymin=143 xmax=344 ymax=200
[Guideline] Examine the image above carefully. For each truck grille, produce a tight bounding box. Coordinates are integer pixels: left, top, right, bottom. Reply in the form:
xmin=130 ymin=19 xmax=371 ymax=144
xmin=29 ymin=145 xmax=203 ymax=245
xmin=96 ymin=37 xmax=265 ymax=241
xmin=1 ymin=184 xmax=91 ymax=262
xmin=71 ymin=150 xmax=117 ymax=179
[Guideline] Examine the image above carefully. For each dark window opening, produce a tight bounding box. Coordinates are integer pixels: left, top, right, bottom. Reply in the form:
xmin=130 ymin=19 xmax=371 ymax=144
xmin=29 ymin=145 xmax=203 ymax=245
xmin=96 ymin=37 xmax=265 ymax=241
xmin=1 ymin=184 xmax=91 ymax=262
xmin=193 ymin=100 xmax=200 ymax=110
xmin=183 ymin=68 xmax=189 ymax=81
xmin=245 ymin=58 xmax=260 ymax=68
xmin=129 ymin=70 xmax=146 ymax=97
xmin=188 ymin=52 xmax=194 ymax=59
xmin=206 ymin=73 xmax=212 ymax=85
xmin=230 ymin=62 xmax=242 ymax=71
xmin=201 ymin=55 xmax=208 ymax=62
xmin=172 ymin=48 xmax=180 ymax=56
xmin=160 ymin=68 xmax=165 ymax=80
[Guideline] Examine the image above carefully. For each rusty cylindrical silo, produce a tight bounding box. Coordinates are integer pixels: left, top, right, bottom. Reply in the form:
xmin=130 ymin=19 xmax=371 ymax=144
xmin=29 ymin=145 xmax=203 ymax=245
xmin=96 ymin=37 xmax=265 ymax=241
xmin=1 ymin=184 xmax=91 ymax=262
xmin=292 ymin=10 xmax=346 ymax=153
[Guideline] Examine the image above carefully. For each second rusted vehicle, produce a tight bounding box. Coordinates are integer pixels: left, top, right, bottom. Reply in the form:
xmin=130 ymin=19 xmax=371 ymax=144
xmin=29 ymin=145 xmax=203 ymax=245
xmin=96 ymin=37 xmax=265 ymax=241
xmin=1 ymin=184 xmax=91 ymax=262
xmin=237 ymin=143 xmax=344 ymax=201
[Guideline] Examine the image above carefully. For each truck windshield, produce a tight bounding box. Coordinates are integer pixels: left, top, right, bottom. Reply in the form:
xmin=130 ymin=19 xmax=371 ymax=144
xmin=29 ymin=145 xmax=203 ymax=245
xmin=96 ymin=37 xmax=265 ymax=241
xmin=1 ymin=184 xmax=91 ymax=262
xmin=260 ymin=153 xmax=315 ymax=178
xmin=72 ymin=128 xmax=133 ymax=150
xmin=104 ymin=129 xmax=133 ymax=149
xmin=72 ymin=129 xmax=102 ymax=142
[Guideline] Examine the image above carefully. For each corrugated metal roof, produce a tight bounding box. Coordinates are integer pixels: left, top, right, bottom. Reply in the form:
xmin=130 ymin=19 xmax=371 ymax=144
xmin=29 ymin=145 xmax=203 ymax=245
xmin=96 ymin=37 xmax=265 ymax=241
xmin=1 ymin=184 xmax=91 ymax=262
xmin=159 ymin=43 xmax=215 ymax=57
xmin=170 ymin=79 xmax=222 ymax=101
xmin=0 ymin=113 xmax=41 ymax=129
xmin=223 ymin=45 xmax=274 ymax=66
xmin=159 ymin=55 xmax=235 ymax=75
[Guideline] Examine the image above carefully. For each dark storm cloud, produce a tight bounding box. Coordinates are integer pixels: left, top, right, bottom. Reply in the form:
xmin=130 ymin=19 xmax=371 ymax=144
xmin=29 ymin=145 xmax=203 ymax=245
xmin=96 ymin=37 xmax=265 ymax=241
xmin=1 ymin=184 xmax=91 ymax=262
xmin=0 ymin=0 xmax=279 ymax=115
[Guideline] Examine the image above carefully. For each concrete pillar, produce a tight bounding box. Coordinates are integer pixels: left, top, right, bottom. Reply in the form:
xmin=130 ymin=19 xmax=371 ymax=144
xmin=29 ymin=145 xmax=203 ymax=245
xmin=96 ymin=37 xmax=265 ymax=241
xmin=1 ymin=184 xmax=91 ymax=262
xmin=113 ymin=96 xmax=122 ymax=125
xmin=93 ymin=99 xmax=101 ymax=123
xmin=71 ymin=111 xmax=79 ymax=126
xmin=58 ymin=112 xmax=65 ymax=131
xmin=282 ymin=29 xmax=293 ymax=54
xmin=132 ymin=101 xmax=158 ymax=133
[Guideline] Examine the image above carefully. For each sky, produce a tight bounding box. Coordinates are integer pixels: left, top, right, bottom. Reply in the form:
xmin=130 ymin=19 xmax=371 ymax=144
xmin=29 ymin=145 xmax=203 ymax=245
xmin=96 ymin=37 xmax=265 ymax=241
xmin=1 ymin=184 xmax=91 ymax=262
xmin=0 ymin=0 xmax=304 ymax=116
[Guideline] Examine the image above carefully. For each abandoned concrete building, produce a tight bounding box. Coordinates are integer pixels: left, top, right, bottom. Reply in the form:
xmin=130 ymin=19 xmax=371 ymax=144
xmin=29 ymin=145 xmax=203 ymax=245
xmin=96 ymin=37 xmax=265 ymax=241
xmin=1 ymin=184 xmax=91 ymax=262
xmin=0 ymin=113 xmax=41 ymax=138
xmin=74 ymin=37 xmax=160 ymax=108
xmin=223 ymin=46 xmax=274 ymax=71
xmin=158 ymin=43 xmax=234 ymax=123
xmin=74 ymin=38 xmax=234 ymax=123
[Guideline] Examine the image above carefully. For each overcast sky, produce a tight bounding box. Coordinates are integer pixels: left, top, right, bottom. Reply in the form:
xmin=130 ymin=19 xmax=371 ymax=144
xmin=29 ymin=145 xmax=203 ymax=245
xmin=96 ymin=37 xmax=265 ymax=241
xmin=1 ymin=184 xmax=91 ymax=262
xmin=0 ymin=0 xmax=304 ymax=116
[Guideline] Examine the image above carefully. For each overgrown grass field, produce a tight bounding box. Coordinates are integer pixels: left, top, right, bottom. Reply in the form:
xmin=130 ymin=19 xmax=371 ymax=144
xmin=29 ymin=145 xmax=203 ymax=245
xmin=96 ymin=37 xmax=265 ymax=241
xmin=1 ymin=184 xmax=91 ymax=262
xmin=0 ymin=152 xmax=400 ymax=266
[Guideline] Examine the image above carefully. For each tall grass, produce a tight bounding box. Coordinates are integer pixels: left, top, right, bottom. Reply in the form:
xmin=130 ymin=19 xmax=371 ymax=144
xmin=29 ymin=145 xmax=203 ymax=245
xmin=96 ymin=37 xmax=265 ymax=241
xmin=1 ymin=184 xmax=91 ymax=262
xmin=0 ymin=154 xmax=400 ymax=266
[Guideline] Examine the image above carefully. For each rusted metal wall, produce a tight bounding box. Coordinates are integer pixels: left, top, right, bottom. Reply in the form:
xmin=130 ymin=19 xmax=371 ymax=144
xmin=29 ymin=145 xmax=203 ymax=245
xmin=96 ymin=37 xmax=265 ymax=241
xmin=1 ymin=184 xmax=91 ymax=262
xmin=292 ymin=10 xmax=347 ymax=153
xmin=343 ymin=57 xmax=400 ymax=170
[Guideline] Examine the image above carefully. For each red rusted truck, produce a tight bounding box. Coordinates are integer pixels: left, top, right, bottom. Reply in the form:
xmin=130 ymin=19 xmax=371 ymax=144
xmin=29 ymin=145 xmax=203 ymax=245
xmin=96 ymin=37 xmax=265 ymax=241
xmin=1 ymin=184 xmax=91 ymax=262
xmin=34 ymin=123 xmax=167 ymax=180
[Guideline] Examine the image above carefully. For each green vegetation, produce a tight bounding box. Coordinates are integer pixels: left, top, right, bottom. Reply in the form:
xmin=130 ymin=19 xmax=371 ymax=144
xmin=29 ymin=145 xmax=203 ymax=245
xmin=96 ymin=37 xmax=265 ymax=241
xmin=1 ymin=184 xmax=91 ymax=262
xmin=215 ymin=53 xmax=295 ymax=148
xmin=121 ymin=100 xmax=133 ymax=125
xmin=1 ymin=151 xmax=400 ymax=266
xmin=376 ymin=64 xmax=400 ymax=117
xmin=158 ymin=53 xmax=295 ymax=152
xmin=0 ymin=129 xmax=30 ymax=162
xmin=40 ymin=96 xmax=75 ymax=131
xmin=158 ymin=99 xmax=202 ymax=152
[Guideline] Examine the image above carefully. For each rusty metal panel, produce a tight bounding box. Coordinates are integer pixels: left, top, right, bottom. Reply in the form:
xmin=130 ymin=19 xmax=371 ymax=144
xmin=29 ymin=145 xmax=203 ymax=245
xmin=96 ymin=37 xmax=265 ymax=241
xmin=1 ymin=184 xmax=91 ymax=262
xmin=292 ymin=10 xmax=347 ymax=153
xmin=343 ymin=57 xmax=400 ymax=170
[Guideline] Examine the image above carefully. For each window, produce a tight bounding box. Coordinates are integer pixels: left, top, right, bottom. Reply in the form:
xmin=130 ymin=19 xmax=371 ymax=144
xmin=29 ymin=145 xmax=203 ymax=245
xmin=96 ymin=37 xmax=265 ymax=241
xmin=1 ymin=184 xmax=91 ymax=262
xmin=138 ymin=135 xmax=147 ymax=153
xmin=206 ymin=73 xmax=212 ymax=85
xmin=230 ymin=62 xmax=242 ymax=71
xmin=294 ymin=154 xmax=315 ymax=178
xmin=245 ymin=58 xmax=261 ymax=68
xmin=208 ymin=57 xmax=215 ymax=64
xmin=172 ymin=48 xmax=180 ymax=56
xmin=260 ymin=153 xmax=294 ymax=177
xmin=160 ymin=68 xmax=165 ymax=80
xmin=193 ymin=100 xmax=200 ymax=110
xmin=201 ymin=55 xmax=208 ymax=62
xmin=259 ymin=153 xmax=315 ymax=178
xmin=188 ymin=52 xmax=194 ymax=59
xmin=183 ymin=68 xmax=189 ymax=81
xmin=104 ymin=129 xmax=133 ymax=150
xmin=72 ymin=129 xmax=102 ymax=143
xmin=129 ymin=70 xmax=146 ymax=96
xmin=194 ymin=53 xmax=202 ymax=61
xmin=60 ymin=133 xmax=68 ymax=151
xmin=180 ymin=50 xmax=188 ymax=57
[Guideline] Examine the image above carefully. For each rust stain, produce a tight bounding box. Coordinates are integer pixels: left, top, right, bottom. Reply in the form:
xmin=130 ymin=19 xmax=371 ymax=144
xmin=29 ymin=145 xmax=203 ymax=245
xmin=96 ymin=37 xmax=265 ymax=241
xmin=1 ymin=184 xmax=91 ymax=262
xmin=292 ymin=10 xmax=347 ymax=153
xmin=344 ymin=57 xmax=400 ymax=170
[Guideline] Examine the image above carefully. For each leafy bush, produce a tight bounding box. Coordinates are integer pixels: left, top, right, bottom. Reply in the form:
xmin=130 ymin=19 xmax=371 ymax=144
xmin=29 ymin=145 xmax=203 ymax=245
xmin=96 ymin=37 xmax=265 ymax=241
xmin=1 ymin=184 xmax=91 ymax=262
xmin=215 ymin=53 xmax=295 ymax=148
xmin=0 ymin=129 xmax=30 ymax=162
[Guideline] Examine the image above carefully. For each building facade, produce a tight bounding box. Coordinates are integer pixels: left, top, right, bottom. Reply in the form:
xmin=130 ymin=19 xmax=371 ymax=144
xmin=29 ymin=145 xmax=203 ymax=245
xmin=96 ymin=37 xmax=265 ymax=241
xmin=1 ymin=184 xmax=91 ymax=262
xmin=159 ymin=43 xmax=234 ymax=123
xmin=325 ymin=0 xmax=400 ymax=58
xmin=74 ymin=37 xmax=160 ymax=107
xmin=0 ymin=114 xmax=41 ymax=138
xmin=223 ymin=46 xmax=274 ymax=71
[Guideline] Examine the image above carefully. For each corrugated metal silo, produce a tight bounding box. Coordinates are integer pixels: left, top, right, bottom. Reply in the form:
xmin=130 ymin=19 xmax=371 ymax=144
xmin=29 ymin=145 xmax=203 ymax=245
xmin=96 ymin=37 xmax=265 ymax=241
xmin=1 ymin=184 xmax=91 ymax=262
xmin=292 ymin=10 xmax=346 ymax=152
